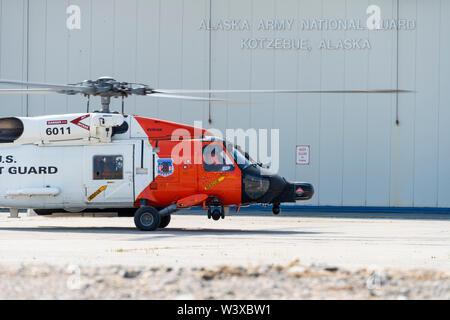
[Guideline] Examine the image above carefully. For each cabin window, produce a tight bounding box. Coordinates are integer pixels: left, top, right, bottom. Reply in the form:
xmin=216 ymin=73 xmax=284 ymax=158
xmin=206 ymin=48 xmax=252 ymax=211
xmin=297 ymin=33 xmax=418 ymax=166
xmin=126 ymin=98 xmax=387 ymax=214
xmin=202 ymin=144 xmax=235 ymax=173
xmin=93 ymin=155 xmax=123 ymax=180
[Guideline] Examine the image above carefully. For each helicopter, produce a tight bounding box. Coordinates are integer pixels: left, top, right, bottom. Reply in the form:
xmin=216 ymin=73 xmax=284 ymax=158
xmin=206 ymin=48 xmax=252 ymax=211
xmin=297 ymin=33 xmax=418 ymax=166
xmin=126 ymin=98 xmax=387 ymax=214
xmin=0 ymin=76 xmax=408 ymax=230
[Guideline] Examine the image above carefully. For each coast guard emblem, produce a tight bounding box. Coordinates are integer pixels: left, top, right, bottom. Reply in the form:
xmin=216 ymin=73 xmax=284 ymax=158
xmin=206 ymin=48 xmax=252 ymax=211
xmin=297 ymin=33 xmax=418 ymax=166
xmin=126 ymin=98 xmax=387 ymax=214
xmin=157 ymin=159 xmax=174 ymax=177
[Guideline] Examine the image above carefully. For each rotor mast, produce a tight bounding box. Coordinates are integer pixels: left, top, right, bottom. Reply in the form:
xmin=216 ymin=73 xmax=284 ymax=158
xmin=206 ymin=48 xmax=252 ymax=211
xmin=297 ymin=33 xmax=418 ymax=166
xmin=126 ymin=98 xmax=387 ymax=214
xmin=100 ymin=96 xmax=111 ymax=113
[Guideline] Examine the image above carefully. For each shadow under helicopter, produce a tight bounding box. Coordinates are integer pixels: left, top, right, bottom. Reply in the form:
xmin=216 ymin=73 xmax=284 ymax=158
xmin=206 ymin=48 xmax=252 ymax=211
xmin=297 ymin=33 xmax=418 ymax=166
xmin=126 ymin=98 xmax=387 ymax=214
xmin=0 ymin=226 xmax=325 ymax=238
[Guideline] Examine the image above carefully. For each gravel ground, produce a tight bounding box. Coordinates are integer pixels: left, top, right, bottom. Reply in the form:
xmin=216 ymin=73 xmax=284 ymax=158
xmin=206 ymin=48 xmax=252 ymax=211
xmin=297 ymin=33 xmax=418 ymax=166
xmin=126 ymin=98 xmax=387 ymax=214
xmin=0 ymin=261 xmax=448 ymax=300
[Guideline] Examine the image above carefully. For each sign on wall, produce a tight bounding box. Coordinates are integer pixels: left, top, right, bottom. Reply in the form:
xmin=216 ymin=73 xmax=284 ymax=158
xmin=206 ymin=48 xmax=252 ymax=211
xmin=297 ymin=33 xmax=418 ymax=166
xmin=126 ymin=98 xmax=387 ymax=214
xmin=296 ymin=145 xmax=310 ymax=165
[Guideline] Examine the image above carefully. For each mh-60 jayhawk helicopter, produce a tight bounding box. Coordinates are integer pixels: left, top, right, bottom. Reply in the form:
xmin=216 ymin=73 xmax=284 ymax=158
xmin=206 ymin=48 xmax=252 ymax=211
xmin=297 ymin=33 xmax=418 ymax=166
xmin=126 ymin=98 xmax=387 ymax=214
xmin=0 ymin=77 xmax=406 ymax=230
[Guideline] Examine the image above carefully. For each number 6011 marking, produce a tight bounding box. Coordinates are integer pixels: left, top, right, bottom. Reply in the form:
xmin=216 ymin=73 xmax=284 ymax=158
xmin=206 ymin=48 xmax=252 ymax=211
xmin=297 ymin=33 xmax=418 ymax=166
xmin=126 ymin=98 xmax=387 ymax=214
xmin=46 ymin=127 xmax=71 ymax=135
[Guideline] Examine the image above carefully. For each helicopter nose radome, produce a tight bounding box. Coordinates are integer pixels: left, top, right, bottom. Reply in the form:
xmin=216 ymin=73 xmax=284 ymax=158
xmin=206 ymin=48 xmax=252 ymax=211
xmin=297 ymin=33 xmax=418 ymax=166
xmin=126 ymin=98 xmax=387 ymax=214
xmin=241 ymin=164 xmax=314 ymax=204
xmin=270 ymin=181 xmax=314 ymax=203
xmin=293 ymin=182 xmax=314 ymax=200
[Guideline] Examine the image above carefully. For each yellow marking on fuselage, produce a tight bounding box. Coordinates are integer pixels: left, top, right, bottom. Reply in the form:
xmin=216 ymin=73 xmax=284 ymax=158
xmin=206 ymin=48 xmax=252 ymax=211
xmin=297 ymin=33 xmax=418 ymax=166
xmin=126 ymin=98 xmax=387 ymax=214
xmin=204 ymin=176 xmax=226 ymax=191
xmin=88 ymin=185 xmax=107 ymax=201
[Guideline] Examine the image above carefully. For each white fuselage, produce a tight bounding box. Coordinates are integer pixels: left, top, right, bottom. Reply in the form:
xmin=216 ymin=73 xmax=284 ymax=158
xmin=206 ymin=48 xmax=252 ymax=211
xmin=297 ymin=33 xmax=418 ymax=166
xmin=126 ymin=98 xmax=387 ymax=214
xmin=0 ymin=113 xmax=154 ymax=211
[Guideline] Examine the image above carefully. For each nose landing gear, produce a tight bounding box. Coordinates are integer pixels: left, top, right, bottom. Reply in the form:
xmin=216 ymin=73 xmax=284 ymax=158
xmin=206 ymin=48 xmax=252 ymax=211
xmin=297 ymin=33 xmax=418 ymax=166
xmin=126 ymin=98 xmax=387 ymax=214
xmin=211 ymin=209 xmax=221 ymax=221
xmin=207 ymin=206 xmax=225 ymax=221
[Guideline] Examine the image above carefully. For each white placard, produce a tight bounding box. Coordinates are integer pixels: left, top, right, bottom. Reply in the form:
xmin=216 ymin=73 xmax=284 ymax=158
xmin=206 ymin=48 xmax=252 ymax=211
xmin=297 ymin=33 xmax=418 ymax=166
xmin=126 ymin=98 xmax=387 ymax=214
xmin=296 ymin=145 xmax=310 ymax=165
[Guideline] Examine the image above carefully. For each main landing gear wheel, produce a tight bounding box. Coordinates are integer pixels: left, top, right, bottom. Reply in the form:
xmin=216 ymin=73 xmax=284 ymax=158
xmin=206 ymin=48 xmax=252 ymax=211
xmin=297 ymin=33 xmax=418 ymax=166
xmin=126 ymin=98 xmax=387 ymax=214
xmin=134 ymin=206 xmax=161 ymax=231
xmin=159 ymin=215 xmax=171 ymax=229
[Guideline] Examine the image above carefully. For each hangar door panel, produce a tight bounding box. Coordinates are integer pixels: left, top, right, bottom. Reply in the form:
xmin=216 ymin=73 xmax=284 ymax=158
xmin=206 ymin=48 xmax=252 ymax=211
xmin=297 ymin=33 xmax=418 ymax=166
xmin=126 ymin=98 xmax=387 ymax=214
xmin=84 ymin=145 xmax=134 ymax=205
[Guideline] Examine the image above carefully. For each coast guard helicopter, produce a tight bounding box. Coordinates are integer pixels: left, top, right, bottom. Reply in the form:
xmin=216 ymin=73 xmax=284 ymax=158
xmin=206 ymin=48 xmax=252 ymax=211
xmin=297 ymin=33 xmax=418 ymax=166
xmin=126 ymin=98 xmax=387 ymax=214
xmin=0 ymin=77 xmax=407 ymax=230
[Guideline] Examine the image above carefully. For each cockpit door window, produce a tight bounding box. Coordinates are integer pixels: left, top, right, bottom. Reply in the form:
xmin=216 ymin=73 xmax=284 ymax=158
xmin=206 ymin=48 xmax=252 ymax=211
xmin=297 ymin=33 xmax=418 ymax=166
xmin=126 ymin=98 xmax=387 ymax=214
xmin=202 ymin=144 xmax=235 ymax=173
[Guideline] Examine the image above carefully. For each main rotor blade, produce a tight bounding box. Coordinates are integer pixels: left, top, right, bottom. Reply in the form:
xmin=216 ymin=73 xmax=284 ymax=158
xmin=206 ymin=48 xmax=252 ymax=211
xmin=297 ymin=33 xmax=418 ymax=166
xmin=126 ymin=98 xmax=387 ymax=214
xmin=0 ymin=89 xmax=59 ymax=94
xmin=153 ymin=89 xmax=412 ymax=94
xmin=0 ymin=79 xmax=86 ymax=91
xmin=148 ymin=93 xmax=229 ymax=102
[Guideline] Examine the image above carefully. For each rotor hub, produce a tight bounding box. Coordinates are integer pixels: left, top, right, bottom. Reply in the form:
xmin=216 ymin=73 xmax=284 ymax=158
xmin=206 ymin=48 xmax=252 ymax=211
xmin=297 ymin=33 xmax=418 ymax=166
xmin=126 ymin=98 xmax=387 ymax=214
xmin=69 ymin=76 xmax=153 ymax=113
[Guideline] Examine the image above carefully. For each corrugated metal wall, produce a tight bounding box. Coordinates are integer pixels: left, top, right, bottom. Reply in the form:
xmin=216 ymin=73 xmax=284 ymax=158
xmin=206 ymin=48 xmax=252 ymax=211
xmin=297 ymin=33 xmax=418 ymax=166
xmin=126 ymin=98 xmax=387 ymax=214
xmin=0 ymin=0 xmax=449 ymax=208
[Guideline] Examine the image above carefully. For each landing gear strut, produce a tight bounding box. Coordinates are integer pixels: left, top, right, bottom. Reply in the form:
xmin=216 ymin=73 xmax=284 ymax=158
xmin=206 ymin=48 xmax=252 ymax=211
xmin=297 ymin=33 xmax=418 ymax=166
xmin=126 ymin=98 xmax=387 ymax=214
xmin=8 ymin=208 xmax=19 ymax=218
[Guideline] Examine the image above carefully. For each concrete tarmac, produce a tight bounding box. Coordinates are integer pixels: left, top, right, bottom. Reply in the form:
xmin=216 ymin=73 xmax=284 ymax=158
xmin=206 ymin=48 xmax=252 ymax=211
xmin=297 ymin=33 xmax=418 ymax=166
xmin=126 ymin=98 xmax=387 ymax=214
xmin=0 ymin=210 xmax=449 ymax=271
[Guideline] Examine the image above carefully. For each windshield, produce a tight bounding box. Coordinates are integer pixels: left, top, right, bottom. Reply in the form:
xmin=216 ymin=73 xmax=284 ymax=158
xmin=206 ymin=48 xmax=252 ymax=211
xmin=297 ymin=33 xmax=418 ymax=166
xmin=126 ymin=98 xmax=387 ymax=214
xmin=225 ymin=142 xmax=256 ymax=170
xmin=236 ymin=145 xmax=258 ymax=165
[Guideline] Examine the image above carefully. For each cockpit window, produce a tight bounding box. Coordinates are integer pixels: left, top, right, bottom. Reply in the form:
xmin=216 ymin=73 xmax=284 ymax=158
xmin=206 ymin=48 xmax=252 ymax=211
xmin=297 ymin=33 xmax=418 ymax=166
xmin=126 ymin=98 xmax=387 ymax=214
xmin=202 ymin=138 xmax=258 ymax=170
xmin=224 ymin=142 xmax=254 ymax=170
xmin=93 ymin=155 xmax=123 ymax=180
xmin=202 ymin=144 xmax=235 ymax=172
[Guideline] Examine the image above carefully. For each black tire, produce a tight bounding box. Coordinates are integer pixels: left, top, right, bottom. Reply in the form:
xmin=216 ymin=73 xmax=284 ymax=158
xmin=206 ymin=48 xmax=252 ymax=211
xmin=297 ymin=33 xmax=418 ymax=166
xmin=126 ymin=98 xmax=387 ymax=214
xmin=159 ymin=215 xmax=171 ymax=228
xmin=207 ymin=208 xmax=212 ymax=219
xmin=211 ymin=209 xmax=221 ymax=221
xmin=272 ymin=205 xmax=281 ymax=215
xmin=134 ymin=206 xmax=161 ymax=231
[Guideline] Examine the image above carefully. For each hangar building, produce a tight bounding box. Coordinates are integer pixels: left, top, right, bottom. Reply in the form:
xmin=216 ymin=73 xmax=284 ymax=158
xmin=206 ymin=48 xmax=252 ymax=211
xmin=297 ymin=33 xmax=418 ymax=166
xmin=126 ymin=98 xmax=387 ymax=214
xmin=0 ymin=0 xmax=449 ymax=211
